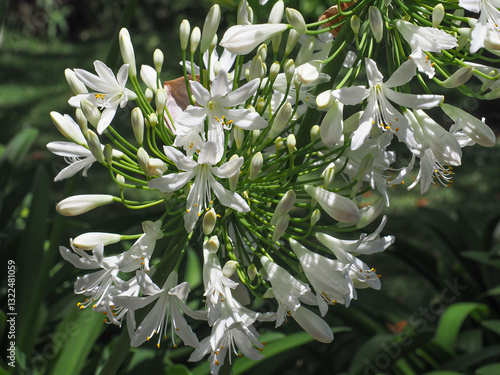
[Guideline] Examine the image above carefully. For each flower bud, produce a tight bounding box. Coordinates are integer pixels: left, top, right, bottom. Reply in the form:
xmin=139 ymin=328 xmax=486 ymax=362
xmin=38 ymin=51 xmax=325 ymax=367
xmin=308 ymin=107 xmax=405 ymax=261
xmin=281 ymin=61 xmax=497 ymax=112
xmin=210 ymin=34 xmax=218 ymax=54
xmin=263 ymin=288 xmax=275 ymax=299
xmin=104 ymin=144 xmax=113 ymax=165
xmin=137 ymin=147 xmax=150 ymax=172
xmin=237 ymin=0 xmax=252 ymax=25
xmin=269 ymin=61 xmax=280 ymax=81
xmin=247 ymin=264 xmax=257 ymax=281
xmin=351 ymin=15 xmax=361 ymax=35
xmin=145 ymin=158 xmax=167 ymax=177
xmin=256 ymin=97 xmax=266 ymax=113
xmin=228 ymin=155 xmax=241 ymax=191
xmin=356 ymin=196 xmax=384 ymax=229
xmin=287 ymin=134 xmax=296 ymax=153
xmin=432 ymin=4 xmax=445 ymax=28
xmin=272 ymin=214 xmax=290 ymax=242
xmin=86 ymin=130 xmax=104 ymax=163
xmin=234 ymin=126 xmax=244 ymax=149
xmin=304 ymin=185 xmax=361 ymax=223
xmin=190 ymin=27 xmax=201 ymax=54
xmin=145 ymin=88 xmax=154 ymax=103
xmin=322 ymin=165 xmax=336 ymax=189
xmin=252 ymin=129 xmax=261 ymax=144
xmin=155 ymin=88 xmax=168 ymax=114
xmin=293 ymin=74 xmax=302 ymax=92
xmin=50 ymin=111 xmax=86 ymax=145
xmin=200 ymin=4 xmax=221 ymax=54
xmin=65 ymin=69 xmax=88 ymax=95
xmin=275 ymin=137 xmax=284 ymax=152
xmin=179 ymin=19 xmax=191 ymax=51
xmin=153 ymin=49 xmax=164 ymax=73
xmin=310 ymin=125 xmax=320 ymax=141
xmin=286 ymin=7 xmax=307 ymax=34
xmin=311 ymin=208 xmax=321 ymax=226
xmin=148 ymin=113 xmax=158 ymax=128
xmin=249 ymin=152 xmax=263 ymax=180
xmin=269 ymin=0 xmax=284 ymax=24
xmin=73 ymin=232 xmax=121 ymax=250
xmin=285 ymin=29 xmax=301 ymax=56
xmin=296 ymin=60 xmax=322 ymax=84
xmin=284 ymin=59 xmax=296 ymax=84
xmin=116 ymin=174 xmax=125 ymax=185
xmin=270 ymin=189 xmax=296 ymax=225
xmin=442 ymin=66 xmax=474 ymax=88
xmin=257 ymin=43 xmax=268 ymax=61
xmin=316 ymin=90 xmax=333 ymax=110
xmin=119 ymin=28 xmax=136 ymax=77
xmin=203 ymin=208 xmax=217 ymax=235
xmin=204 ymin=235 xmax=220 ymax=253
xmin=368 ymin=6 xmax=384 ymax=43
xmin=295 ymin=36 xmax=315 ymax=66
xmin=249 ymin=55 xmax=265 ymax=81
xmin=223 ymin=260 xmax=239 ymax=277
xmin=75 ymin=108 xmax=88 ymax=134
xmin=320 ymin=99 xmax=343 ymax=147
xmin=57 ymin=194 xmax=114 ymax=216
xmin=269 ymin=102 xmax=292 ymax=139
xmin=80 ymin=99 xmax=101 ymax=129
xmin=220 ymin=23 xmax=287 ymax=55
xmin=131 ymin=107 xmax=144 ymax=145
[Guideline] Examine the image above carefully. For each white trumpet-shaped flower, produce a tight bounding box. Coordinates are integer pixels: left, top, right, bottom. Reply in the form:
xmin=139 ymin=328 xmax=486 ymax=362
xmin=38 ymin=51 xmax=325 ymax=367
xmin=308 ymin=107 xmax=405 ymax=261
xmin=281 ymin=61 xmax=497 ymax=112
xmin=68 ymin=60 xmax=137 ymax=134
xmin=112 ymin=270 xmax=201 ymax=348
xmin=332 ymin=58 xmax=443 ymax=150
xmin=459 ymin=0 xmax=500 ymax=53
xmin=304 ymin=185 xmax=361 ymax=223
xmin=148 ymin=141 xmax=249 ymax=232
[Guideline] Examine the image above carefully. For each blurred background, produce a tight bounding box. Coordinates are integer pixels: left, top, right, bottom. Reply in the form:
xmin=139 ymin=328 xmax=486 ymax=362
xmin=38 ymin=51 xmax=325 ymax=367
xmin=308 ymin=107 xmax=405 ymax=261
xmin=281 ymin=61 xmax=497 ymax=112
xmin=1 ymin=1 xmax=500 ymax=374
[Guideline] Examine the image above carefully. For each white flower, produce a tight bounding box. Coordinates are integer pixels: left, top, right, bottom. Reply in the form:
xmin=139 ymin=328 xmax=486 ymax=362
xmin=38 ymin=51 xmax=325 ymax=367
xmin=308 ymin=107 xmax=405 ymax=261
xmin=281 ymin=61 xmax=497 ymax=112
xmin=68 ymin=61 xmax=137 ymax=134
xmin=220 ymin=23 xmax=288 ymax=55
xmin=148 ymin=141 xmax=250 ymax=232
xmin=175 ymin=70 xmax=267 ymax=159
xmin=59 ymin=242 xmax=122 ymax=309
xmin=56 ymin=194 xmax=114 ymax=216
xmin=289 ymin=239 xmax=350 ymax=314
xmin=112 ymin=270 xmax=200 ymax=348
xmin=332 ymin=58 xmax=443 ymax=150
xmin=459 ymin=0 xmax=500 ymax=53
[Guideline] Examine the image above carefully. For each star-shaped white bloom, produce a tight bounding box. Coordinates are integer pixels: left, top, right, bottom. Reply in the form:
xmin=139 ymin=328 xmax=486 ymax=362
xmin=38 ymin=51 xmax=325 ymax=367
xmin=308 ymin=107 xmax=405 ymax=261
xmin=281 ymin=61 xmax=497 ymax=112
xmin=148 ymin=141 xmax=250 ymax=232
xmin=332 ymin=58 xmax=443 ymax=150
xmin=175 ymin=70 xmax=267 ymax=159
xmin=112 ymin=270 xmax=201 ymax=348
xmin=459 ymin=0 xmax=500 ymax=53
xmin=68 ymin=60 xmax=137 ymax=134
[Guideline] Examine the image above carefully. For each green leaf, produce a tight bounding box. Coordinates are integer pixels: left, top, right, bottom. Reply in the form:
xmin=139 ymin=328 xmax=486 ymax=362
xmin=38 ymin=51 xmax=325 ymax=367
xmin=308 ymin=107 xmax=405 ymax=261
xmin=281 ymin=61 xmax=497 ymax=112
xmin=164 ymin=365 xmax=193 ymax=375
xmin=423 ymin=372 xmax=466 ymax=375
xmin=461 ymin=251 xmax=500 ymax=269
xmin=476 ymin=363 xmax=500 ymax=375
xmin=434 ymin=303 xmax=489 ymax=350
xmin=50 ymin=307 xmax=106 ymax=375
xmin=441 ymin=346 xmax=500 ymax=371
xmin=481 ymin=320 xmax=500 ymax=335
xmin=481 ymin=285 xmax=500 ymax=297
xmin=184 ymin=247 xmax=202 ymax=289
xmin=0 ymin=127 xmax=38 ymax=167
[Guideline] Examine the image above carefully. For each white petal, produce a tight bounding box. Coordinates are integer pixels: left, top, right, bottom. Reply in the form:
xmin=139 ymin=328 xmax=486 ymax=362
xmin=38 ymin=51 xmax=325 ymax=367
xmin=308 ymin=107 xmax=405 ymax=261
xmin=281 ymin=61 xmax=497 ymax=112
xmin=384 ymin=60 xmax=416 ymax=88
xmin=385 ymin=88 xmax=443 ymax=109
xmin=304 ymin=185 xmax=361 ymax=223
xmin=209 ymin=175 xmax=250 ymax=212
xmin=163 ymin=146 xmax=197 ymax=170
xmin=212 ymin=157 xmax=244 ymax=178
xmin=365 ymin=58 xmax=384 ymax=86
xmin=210 ymin=70 xmax=230 ymax=98
xmin=189 ymin=81 xmax=211 ymax=106
xmin=225 ymin=108 xmax=268 ymax=130
xmin=292 ymin=306 xmax=333 ymax=343
xmin=176 ymin=106 xmax=207 ymax=127
xmin=198 ymin=141 xmax=219 ymax=165
xmin=332 ymin=86 xmax=370 ymax=105
xmin=219 ymin=78 xmax=260 ymax=107
xmin=148 ymin=170 xmax=196 ymax=192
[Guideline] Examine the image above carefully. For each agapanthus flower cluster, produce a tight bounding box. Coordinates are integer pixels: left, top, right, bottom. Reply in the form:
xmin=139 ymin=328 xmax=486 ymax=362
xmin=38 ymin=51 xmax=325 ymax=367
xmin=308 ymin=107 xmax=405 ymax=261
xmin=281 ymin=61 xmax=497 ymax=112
xmin=49 ymin=0 xmax=498 ymax=373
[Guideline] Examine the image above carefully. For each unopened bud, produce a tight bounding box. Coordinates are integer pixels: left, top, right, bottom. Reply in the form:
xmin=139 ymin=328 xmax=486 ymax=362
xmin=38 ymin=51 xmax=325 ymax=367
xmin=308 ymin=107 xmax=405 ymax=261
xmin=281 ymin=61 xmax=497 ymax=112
xmin=284 ymin=59 xmax=295 ymax=84
xmin=256 ymin=97 xmax=266 ymax=113
xmin=247 ymin=264 xmax=257 ymax=281
xmin=257 ymin=43 xmax=268 ymax=61
xmin=204 ymin=235 xmax=220 ymax=253
xmin=316 ymin=90 xmax=334 ymax=110
xmin=263 ymin=288 xmax=275 ymax=299
xmin=269 ymin=61 xmax=280 ymax=81
xmin=203 ymin=208 xmax=217 ymax=235
xmin=137 ymin=147 xmax=149 ymax=171
xmin=145 ymin=88 xmax=154 ymax=103
xmin=145 ymin=158 xmax=167 ymax=177
xmin=275 ymin=137 xmax=284 ymax=152
xmin=269 ymin=102 xmax=292 ymax=140
xmin=272 ymin=214 xmax=289 ymax=242
xmin=223 ymin=260 xmax=239 ymax=277
xmin=285 ymin=29 xmax=301 ymax=56
xmin=287 ymin=134 xmax=296 ymax=152
xmin=153 ymin=49 xmax=164 ymax=73
xmin=73 ymin=232 xmax=121 ymax=250
xmin=131 ymin=107 xmax=144 ymax=145
xmin=104 ymin=144 xmax=113 ymax=165
xmin=442 ymin=66 xmax=474 ymax=88
xmin=179 ymin=19 xmax=191 ymax=51
xmin=310 ymin=125 xmax=320 ymax=141
xmin=269 ymin=0 xmax=284 ymax=24
xmin=65 ymin=69 xmax=88 ymax=95
xmin=249 ymin=152 xmax=263 ymax=180
xmin=234 ymin=126 xmax=244 ymax=149
xmin=249 ymin=55 xmax=264 ymax=81
xmin=320 ymin=99 xmax=344 ymax=147
xmin=200 ymin=4 xmax=221 ymax=53
xmin=75 ymin=108 xmax=88 ymax=135
xmin=57 ymin=194 xmax=114 ymax=216
xmin=86 ymin=130 xmax=104 ymax=163
xmin=50 ymin=111 xmax=86 ymax=145
xmin=119 ymin=28 xmax=136 ymax=77
xmin=270 ymin=189 xmax=296 ymax=225
xmin=351 ymin=15 xmax=361 ymax=35
xmin=286 ymin=7 xmax=307 ymax=34
xmin=311 ymin=208 xmax=321 ymax=226
xmin=368 ymin=6 xmax=384 ymax=43
xmin=322 ymin=165 xmax=336 ymax=189
xmin=80 ymin=99 xmax=101 ymax=129
xmin=356 ymin=196 xmax=385 ymax=229
xmin=209 ymin=34 xmax=218 ymax=53
xmin=252 ymin=129 xmax=261 ymax=144
xmin=432 ymin=4 xmax=445 ymax=28
xmin=156 ymin=88 xmax=168 ymax=114
xmin=116 ymin=174 xmax=125 ymax=185
xmin=190 ymin=27 xmax=201 ymax=54
xmin=148 ymin=113 xmax=158 ymax=128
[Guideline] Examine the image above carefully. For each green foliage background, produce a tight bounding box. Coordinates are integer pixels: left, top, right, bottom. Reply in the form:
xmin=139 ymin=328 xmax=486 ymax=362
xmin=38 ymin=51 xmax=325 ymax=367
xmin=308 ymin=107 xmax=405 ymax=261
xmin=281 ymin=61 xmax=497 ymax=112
xmin=1 ymin=1 xmax=500 ymax=374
